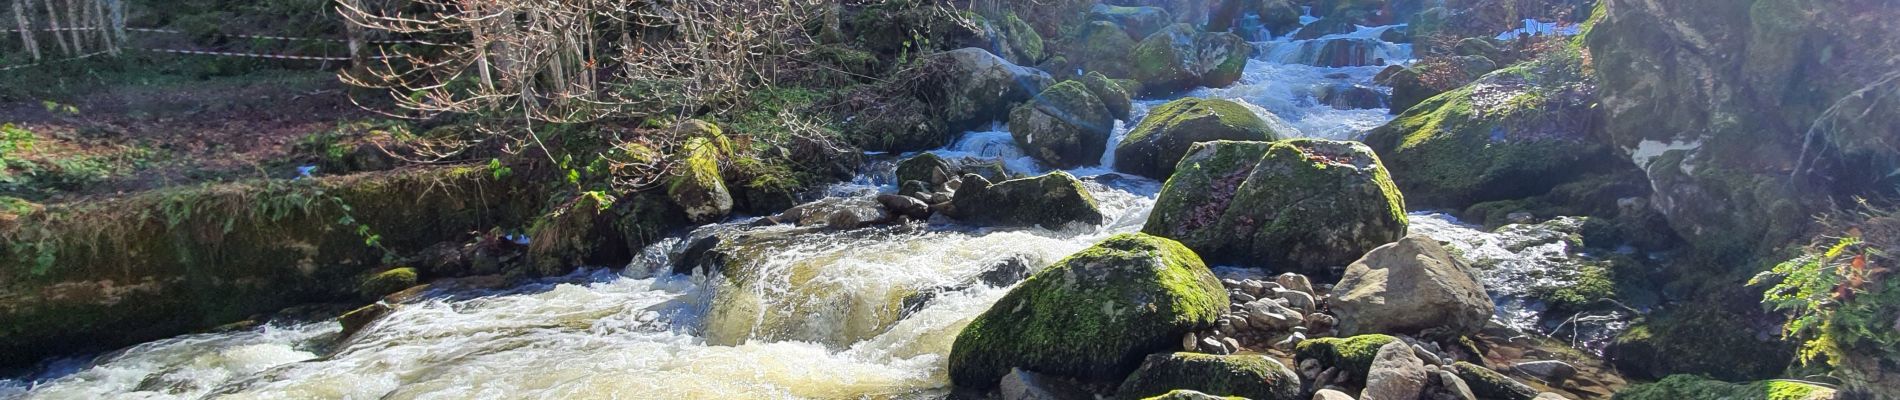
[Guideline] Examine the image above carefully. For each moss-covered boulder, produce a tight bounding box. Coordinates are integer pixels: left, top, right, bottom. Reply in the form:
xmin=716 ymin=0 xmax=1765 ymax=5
xmin=0 ymin=166 xmax=556 ymax=366
xmin=1132 ymin=24 xmax=1252 ymax=95
xmin=667 ymin=135 xmax=734 ymax=224
xmin=355 ymin=267 xmax=419 ymax=300
xmin=1009 ymin=81 xmax=1115 ymax=169
xmin=916 ymin=48 xmax=1055 ymax=134
xmin=1604 ymin=304 xmax=1795 ymax=382
xmin=1362 ymin=56 xmax=1611 ymax=210
xmin=948 ymin=233 xmax=1226 ymax=388
xmin=1116 ymin=353 xmax=1302 ymax=400
xmin=1374 ymin=65 xmax=1437 ymax=115
xmin=1088 ymin=4 xmax=1175 ymax=40
xmin=1294 ymin=334 xmax=1400 ymax=386
xmin=991 ymin=12 xmax=1045 ymax=66
xmin=1143 ymin=140 xmax=1407 ymax=275
xmin=1113 ymin=98 xmax=1280 ymax=179
xmin=1066 ymin=21 xmax=1141 ymax=79
xmin=1614 ymin=375 xmax=1837 ymax=400
xmin=895 ymin=153 xmax=956 ymax=190
xmin=943 ymin=172 xmax=1106 ymax=229
xmin=1082 ymin=71 xmax=1135 ymax=121
xmin=1452 ymin=362 xmax=1539 ymax=400
xmin=1587 ymin=0 xmax=1900 ymax=253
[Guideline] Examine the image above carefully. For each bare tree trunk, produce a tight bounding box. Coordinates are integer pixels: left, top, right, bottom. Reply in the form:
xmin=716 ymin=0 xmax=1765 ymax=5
xmin=40 ymin=0 xmax=69 ymax=56
xmin=13 ymin=0 xmax=41 ymax=60
xmin=62 ymin=0 xmax=79 ymax=53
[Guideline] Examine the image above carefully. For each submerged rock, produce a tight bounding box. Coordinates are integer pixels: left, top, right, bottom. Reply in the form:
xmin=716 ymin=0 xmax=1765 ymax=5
xmin=1143 ymin=139 xmax=1407 ymax=275
xmin=1331 ymin=235 xmax=1493 ymax=339
xmin=1116 ymin=353 xmax=1302 ymax=400
xmin=948 ymin=233 xmax=1227 ymax=387
xmin=1132 ymin=24 xmax=1252 ymax=95
xmin=943 ymin=172 xmax=1106 ymax=229
xmin=1009 ymin=81 xmax=1115 ymax=169
xmin=1113 ymin=98 xmax=1280 ymax=179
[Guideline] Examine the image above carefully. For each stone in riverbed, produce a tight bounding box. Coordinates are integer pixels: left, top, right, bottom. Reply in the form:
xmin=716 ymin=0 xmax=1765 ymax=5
xmin=1088 ymin=4 xmax=1174 ymax=40
xmin=1452 ymin=362 xmax=1538 ymax=400
xmin=1330 ymin=235 xmax=1493 ymax=339
xmin=1113 ymin=98 xmax=1281 ymax=180
xmin=949 ymin=233 xmax=1227 ymax=388
xmin=1363 ymin=341 xmax=1429 ymax=400
xmin=1117 ymin=352 xmax=1302 ymax=400
xmin=1009 ymin=80 xmax=1115 ymax=169
xmin=1295 ymin=334 xmax=1399 ymax=386
xmin=895 ymin=153 xmax=955 ymax=190
xmin=1132 ymin=24 xmax=1252 ymax=95
xmin=943 ymin=172 xmax=1106 ymax=229
xmin=1142 ymin=139 xmax=1408 ymax=276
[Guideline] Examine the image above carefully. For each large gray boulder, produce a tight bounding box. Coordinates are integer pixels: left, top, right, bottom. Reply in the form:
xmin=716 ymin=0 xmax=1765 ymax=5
xmin=1331 ymin=235 xmax=1494 ymax=339
xmin=1132 ymin=24 xmax=1252 ymax=95
xmin=1009 ymin=81 xmax=1115 ymax=169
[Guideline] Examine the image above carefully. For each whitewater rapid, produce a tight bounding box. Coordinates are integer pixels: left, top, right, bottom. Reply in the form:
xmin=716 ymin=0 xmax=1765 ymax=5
xmin=3 ymin=20 xmax=1438 ymax=400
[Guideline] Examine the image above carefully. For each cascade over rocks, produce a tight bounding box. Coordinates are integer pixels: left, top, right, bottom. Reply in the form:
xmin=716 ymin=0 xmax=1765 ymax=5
xmin=1330 ymin=235 xmax=1493 ymax=339
xmin=1010 ymin=81 xmax=1117 ymax=169
xmin=1132 ymin=24 xmax=1252 ymax=95
xmin=942 ymin=172 xmax=1106 ymax=229
xmin=949 ymin=233 xmax=1226 ymax=388
xmin=1143 ymin=139 xmax=1408 ymax=275
xmin=1114 ymin=98 xmax=1281 ymax=180
xmin=1116 ymin=353 xmax=1302 ymax=400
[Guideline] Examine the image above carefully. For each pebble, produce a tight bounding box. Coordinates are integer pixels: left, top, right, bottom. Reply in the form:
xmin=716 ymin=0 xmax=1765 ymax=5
xmin=1280 ymin=290 xmax=1317 ymax=313
xmin=1232 ymin=292 xmax=1257 ymax=303
xmin=1183 ymin=332 xmax=1199 ymax=351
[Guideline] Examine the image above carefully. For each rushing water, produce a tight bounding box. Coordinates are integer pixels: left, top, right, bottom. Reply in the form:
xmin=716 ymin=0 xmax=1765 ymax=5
xmin=1 ymin=19 xmax=1472 ymax=400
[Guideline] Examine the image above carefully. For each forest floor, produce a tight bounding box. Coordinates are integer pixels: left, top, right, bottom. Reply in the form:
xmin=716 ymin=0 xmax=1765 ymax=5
xmin=0 ymin=66 xmax=378 ymax=202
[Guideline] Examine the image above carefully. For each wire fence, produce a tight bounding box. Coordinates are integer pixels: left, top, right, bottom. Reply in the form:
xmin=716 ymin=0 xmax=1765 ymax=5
xmin=2 ymin=0 xmax=436 ymax=71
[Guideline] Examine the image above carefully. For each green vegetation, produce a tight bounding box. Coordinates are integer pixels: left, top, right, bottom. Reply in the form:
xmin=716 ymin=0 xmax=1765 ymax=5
xmin=1615 ymin=375 xmax=1835 ymax=400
